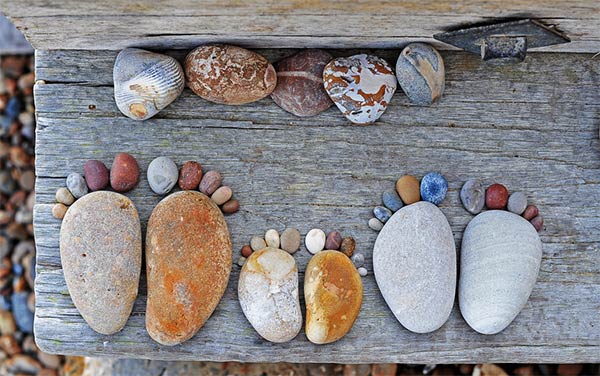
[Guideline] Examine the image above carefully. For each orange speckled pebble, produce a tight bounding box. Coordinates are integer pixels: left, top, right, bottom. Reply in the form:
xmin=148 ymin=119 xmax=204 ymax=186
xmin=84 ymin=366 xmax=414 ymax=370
xmin=145 ymin=191 xmax=232 ymax=346
xmin=304 ymin=250 xmax=363 ymax=344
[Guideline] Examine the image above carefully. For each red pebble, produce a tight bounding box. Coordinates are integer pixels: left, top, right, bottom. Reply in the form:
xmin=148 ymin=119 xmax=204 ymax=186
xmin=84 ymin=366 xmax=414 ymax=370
xmin=522 ymin=205 xmax=539 ymax=221
xmin=485 ymin=183 xmax=509 ymax=209
xmin=178 ymin=161 xmax=203 ymax=190
xmin=221 ymin=199 xmax=239 ymax=214
xmin=241 ymin=245 xmax=253 ymax=258
xmin=84 ymin=160 xmax=109 ymax=191
xmin=530 ymin=215 xmax=544 ymax=232
xmin=110 ymin=153 xmax=139 ymax=192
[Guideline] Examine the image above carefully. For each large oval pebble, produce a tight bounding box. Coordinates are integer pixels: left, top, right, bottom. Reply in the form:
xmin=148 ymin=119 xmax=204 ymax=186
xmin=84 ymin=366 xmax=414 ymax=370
xmin=145 ymin=191 xmax=232 ymax=345
xmin=373 ymin=201 xmax=456 ymax=333
xmin=304 ymin=250 xmax=363 ymax=344
xmin=323 ymin=54 xmax=397 ymax=125
xmin=185 ymin=45 xmax=276 ymax=105
xmin=459 ymin=210 xmax=542 ymax=335
xmin=396 ymin=43 xmax=445 ymax=106
xmin=60 ymin=191 xmax=141 ymax=335
xmin=238 ymin=247 xmax=302 ymax=343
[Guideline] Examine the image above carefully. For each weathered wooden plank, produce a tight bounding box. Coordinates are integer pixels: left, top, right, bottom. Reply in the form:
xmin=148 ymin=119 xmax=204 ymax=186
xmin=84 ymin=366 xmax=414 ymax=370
xmin=32 ymin=49 xmax=600 ymax=362
xmin=2 ymin=0 xmax=599 ymax=52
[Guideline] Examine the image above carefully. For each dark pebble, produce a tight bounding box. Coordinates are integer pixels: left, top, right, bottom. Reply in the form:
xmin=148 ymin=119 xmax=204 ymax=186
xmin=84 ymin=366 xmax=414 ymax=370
xmin=222 ymin=199 xmax=239 ymax=214
xmin=199 ymin=170 xmax=222 ymax=196
xmin=373 ymin=206 xmax=392 ymax=223
xmin=485 ymin=183 xmax=509 ymax=210
xmin=110 ymin=152 xmax=139 ymax=192
xmin=178 ymin=161 xmax=203 ymax=190
xmin=340 ymin=237 xmax=356 ymax=257
xmin=84 ymin=160 xmax=110 ymax=191
xmin=325 ymin=231 xmax=342 ymax=250
xmin=241 ymin=245 xmax=253 ymax=258
xmin=522 ymin=205 xmax=539 ymax=221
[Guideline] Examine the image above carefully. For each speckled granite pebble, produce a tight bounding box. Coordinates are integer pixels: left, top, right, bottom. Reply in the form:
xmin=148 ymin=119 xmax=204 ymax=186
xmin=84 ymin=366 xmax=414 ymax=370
xmin=305 ymin=229 xmax=326 ymax=254
xmin=147 ymin=156 xmax=178 ymax=195
xmin=368 ymin=217 xmax=383 ymax=231
xmin=396 ymin=43 xmax=445 ymax=106
xmin=420 ymin=172 xmax=447 ymax=205
xmin=382 ymin=190 xmax=403 ymax=212
xmin=66 ymin=172 xmax=88 ymax=198
xmin=460 ymin=179 xmax=485 ymax=215
xmin=60 ymin=191 xmax=141 ymax=335
xmin=507 ymin=192 xmax=527 ymax=215
xmin=373 ymin=206 xmax=392 ymax=223
xmin=280 ymin=228 xmax=301 ymax=254
xmin=178 ymin=161 xmax=203 ymax=190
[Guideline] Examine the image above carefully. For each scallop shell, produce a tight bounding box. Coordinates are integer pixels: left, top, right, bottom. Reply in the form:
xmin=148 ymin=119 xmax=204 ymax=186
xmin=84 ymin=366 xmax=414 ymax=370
xmin=459 ymin=210 xmax=542 ymax=334
xmin=113 ymin=48 xmax=184 ymax=121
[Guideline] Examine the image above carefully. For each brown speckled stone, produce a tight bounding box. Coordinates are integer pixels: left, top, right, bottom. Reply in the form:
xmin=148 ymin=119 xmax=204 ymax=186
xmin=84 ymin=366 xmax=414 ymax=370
xmin=340 ymin=237 xmax=356 ymax=257
xmin=271 ymin=49 xmax=333 ymax=117
xmin=222 ymin=199 xmax=240 ymax=214
xmin=199 ymin=171 xmax=222 ymax=196
xmin=178 ymin=161 xmax=203 ymax=190
xmin=145 ymin=191 xmax=232 ymax=345
xmin=60 ymin=191 xmax=141 ymax=335
xmin=110 ymin=153 xmax=139 ymax=192
xmin=395 ymin=175 xmax=420 ymax=205
xmin=185 ymin=45 xmax=276 ymax=105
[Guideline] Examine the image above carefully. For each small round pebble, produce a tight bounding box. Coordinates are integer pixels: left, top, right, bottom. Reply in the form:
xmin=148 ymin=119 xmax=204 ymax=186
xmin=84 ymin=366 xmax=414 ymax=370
xmin=55 ymin=187 xmax=75 ymax=206
xmin=340 ymin=237 xmax=356 ymax=257
xmin=460 ymin=179 xmax=485 ymax=215
xmin=199 ymin=170 xmax=222 ymax=196
xmin=396 ymin=175 xmax=420 ymax=205
xmin=147 ymin=156 xmax=178 ymax=195
xmin=84 ymin=160 xmax=109 ymax=191
xmin=211 ymin=186 xmax=232 ymax=206
xmin=382 ymin=189 xmax=403 ymax=212
xmin=368 ymin=217 xmax=384 ymax=231
xmin=305 ymin=228 xmax=326 ymax=254
xmin=241 ymin=245 xmax=253 ymax=258
xmin=237 ymin=256 xmax=246 ymax=267
xmin=52 ymin=203 xmax=67 ymax=219
xmin=178 ymin=161 xmax=203 ymax=190
xmin=351 ymin=253 xmax=365 ymax=268
xmin=357 ymin=267 xmax=368 ymax=277
xmin=265 ymin=229 xmax=280 ymax=248
xmin=280 ymin=228 xmax=301 ymax=254
xmin=221 ymin=198 xmax=239 ymax=214
xmin=325 ymin=231 xmax=342 ymax=250
xmin=250 ymin=236 xmax=267 ymax=252
xmin=522 ymin=205 xmax=539 ymax=221
xmin=530 ymin=215 xmax=544 ymax=232
xmin=66 ymin=172 xmax=88 ymax=198
xmin=110 ymin=152 xmax=139 ymax=192
xmin=373 ymin=206 xmax=392 ymax=223
xmin=420 ymin=172 xmax=448 ymax=205
xmin=507 ymin=191 xmax=528 ymax=215
xmin=486 ymin=183 xmax=509 ymax=209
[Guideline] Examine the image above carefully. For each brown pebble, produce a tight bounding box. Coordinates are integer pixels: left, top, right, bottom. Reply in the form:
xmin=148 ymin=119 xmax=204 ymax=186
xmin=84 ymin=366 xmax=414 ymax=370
xmin=55 ymin=187 xmax=75 ymax=206
xmin=221 ymin=199 xmax=240 ymax=214
xmin=110 ymin=152 xmax=139 ymax=192
xmin=52 ymin=203 xmax=68 ymax=219
xmin=395 ymin=175 xmax=420 ymax=204
xmin=530 ymin=215 xmax=544 ymax=232
xmin=84 ymin=160 xmax=110 ymax=191
xmin=325 ymin=231 xmax=342 ymax=250
xmin=0 ymin=334 xmax=21 ymax=355
xmin=178 ymin=161 xmax=203 ymax=190
xmin=18 ymin=170 xmax=35 ymax=192
xmin=199 ymin=170 xmax=222 ymax=196
xmin=522 ymin=204 xmax=539 ymax=220
xmin=211 ymin=186 xmax=232 ymax=206
xmin=241 ymin=245 xmax=253 ymax=258
xmin=9 ymin=146 xmax=29 ymax=168
xmin=340 ymin=237 xmax=356 ymax=257
xmin=485 ymin=183 xmax=509 ymax=209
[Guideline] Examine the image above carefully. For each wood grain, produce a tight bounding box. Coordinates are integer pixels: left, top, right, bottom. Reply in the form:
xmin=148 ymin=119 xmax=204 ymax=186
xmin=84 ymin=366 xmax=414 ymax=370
xmin=33 ymin=49 xmax=600 ymax=362
xmin=2 ymin=0 xmax=599 ymax=52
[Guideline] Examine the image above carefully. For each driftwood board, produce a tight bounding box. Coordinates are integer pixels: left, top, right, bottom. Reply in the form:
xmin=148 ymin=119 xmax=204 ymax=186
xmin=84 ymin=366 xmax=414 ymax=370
xmin=32 ymin=49 xmax=600 ymax=363
xmin=1 ymin=0 xmax=600 ymax=53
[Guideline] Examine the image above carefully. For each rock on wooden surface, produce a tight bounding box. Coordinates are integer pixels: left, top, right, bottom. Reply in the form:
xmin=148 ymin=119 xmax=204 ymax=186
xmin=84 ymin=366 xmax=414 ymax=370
xmin=32 ymin=50 xmax=600 ymax=362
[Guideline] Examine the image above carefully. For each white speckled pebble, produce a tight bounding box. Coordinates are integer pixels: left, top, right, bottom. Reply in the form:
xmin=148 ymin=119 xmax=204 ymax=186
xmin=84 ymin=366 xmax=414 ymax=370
xmin=358 ymin=267 xmax=368 ymax=277
xmin=250 ymin=236 xmax=267 ymax=252
xmin=305 ymin=228 xmax=326 ymax=254
xmin=368 ymin=217 xmax=383 ymax=231
xmin=265 ymin=229 xmax=280 ymax=248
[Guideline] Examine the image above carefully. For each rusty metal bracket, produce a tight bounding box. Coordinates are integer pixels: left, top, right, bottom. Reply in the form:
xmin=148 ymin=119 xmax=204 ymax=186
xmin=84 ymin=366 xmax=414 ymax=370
xmin=434 ymin=19 xmax=570 ymax=62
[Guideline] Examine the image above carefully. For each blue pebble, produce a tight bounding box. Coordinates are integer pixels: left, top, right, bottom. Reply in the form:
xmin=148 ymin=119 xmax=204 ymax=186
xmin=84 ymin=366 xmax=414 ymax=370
xmin=12 ymin=263 xmax=23 ymax=276
xmin=29 ymin=256 xmax=36 ymax=282
xmin=5 ymin=97 xmax=21 ymax=120
xmin=11 ymin=292 xmax=33 ymax=333
xmin=420 ymin=172 xmax=448 ymax=205
xmin=0 ymin=295 xmax=11 ymax=311
xmin=382 ymin=189 xmax=403 ymax=212
xmin=0 ymin=115 xmax=12 ymax=130
xmin=373 ymin=206 xmax=393 ymax=223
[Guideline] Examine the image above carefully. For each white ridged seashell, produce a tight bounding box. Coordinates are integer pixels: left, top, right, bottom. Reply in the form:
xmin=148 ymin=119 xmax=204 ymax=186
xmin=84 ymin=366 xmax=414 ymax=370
xmin=113 ymin=48 xmax=184 ymax=121
xmin=459 ymin=210 xmax=542 ymax=335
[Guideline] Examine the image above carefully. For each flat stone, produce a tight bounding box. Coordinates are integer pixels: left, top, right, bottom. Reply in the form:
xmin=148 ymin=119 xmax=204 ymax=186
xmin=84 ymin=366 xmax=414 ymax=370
xmin=145 ymin=191 xmax=232 ymax=345
xmin=271 ymin=49 xmax=333 ymax=117
xmin=373 ymin=201 xmax=456 ymax=333
xmin=60 ymin=191 xmax=141 ymax=334
xmin=280 ymin=228 xmax=301 ymax=254
xmin=368 ymin=217 xmax=383 ymax=231
xmin=238 ymin=247 xmax=302 ymax=343
xmin=66 ymin=172 xmax=88 ymax=198
xmin=304 ymin=250 xmax=363 ymax=344
xmin=507 ymin=192 xmax=528 ymax=215
xmin=305 ymin=228 xmax=326 ymax=254
xmin=459 ymin=210 xmax=542 ymax=335
xmin=264 ymin=229 xmax=280 ymax=248
xmin=250 ymin=236 xmax=267 ymax=252
xmin=395 ymin=175 xmax=420 ymax=205
xmin=382 ymin=190 xmax=403 ymax=212
xmin=323 ymin=54 xmax=397 ymax=125
xmin=373 ymin=206 xmax=392 ymax=223
xmin=396 ymin=43 xmax=445 ymax=106
xmin=460 ymin=179 xmax=485 ymax=215
xmin=147 ymin=156 xmax=178 ymax=195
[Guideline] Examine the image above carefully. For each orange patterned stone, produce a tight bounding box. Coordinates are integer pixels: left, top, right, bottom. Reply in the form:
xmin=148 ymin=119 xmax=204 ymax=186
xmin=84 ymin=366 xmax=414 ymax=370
xmin=145 ymin=191 xmax=232 ymax=345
